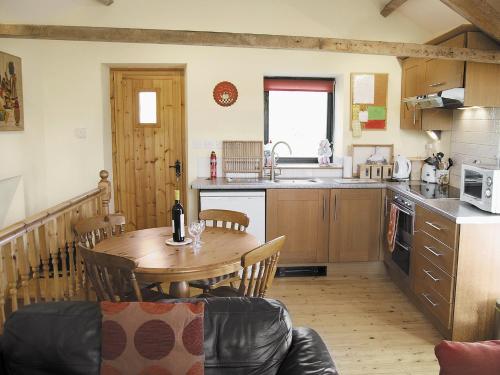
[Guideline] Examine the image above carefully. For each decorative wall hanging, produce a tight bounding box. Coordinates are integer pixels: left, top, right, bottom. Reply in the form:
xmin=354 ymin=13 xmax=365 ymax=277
xmin=213 ymin=81 xmax=238 ymax=107
xmin=0 ymin=51 xmax=23 ymax=131
xmin=350 ymin=73 xmax=388 ymax=135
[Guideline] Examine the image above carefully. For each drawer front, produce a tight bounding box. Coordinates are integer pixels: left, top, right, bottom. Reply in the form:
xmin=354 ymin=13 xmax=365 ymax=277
xmin=416 ymin=206 xmax=458 ymax=249
xmin=413 ymin=251 xmax=454 ymax=303
xmin=414 ymin=230 xmax=455 ymax=276
xmin=414 ymin=279 xmax=453 ymax=329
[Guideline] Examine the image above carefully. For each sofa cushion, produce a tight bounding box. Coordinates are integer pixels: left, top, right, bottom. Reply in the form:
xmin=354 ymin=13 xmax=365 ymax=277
xmin=201 ymin=297 xmax=293 ymax=375
xmin=435 ymin=340 xmax=500 ymax=375
xmin=100 ymin=301 xmax=204 ymax=375
xmin=2 ymin=301 xmax=101 ymax=375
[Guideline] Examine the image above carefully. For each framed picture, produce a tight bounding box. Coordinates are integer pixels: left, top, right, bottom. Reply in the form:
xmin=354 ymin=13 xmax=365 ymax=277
xmin=0 ymin=51 xmax=23 ymax=131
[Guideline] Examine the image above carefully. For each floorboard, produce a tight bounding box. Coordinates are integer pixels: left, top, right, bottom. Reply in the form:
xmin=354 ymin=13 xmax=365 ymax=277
xmin=268 ymin=262 xmax=442 ymax=375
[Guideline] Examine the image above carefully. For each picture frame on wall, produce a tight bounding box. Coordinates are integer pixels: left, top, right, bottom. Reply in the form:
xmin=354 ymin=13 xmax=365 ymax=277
xmin=0 ymin=51 xmax=23 ymax=131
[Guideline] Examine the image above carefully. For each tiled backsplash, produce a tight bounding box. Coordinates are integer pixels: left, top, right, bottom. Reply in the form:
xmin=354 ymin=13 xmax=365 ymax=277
xmin=449 ymin=107 xmax=500 ymax=187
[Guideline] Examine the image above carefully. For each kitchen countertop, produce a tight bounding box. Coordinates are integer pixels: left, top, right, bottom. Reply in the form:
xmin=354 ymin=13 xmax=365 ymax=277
xmin=192 ymin=177 xmax=500 ymax=225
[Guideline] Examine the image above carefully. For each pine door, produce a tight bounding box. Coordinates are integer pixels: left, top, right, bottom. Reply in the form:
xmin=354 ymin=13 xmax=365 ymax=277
xmin=111 ymin=70 xmax=185 ymax=231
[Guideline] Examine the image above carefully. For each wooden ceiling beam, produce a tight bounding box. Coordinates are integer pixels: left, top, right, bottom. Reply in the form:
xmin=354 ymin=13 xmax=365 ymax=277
xmin=440 ymin=0 xmax=500 ymax=41
xmin=380 ymin=0 xmax=408 ymax=17
xmin=0 ymin=23 xmax=498 ymax=63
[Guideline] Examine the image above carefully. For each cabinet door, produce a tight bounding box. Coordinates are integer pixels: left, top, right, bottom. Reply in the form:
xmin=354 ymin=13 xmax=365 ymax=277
xmin=330 ymin=189 xmax=382 ymax=262
xmin=266 ymin=189 xmax=329 ymax=264
xmin=424 ymin=34 xmax=465 ymax=95
xmin=400 ymin=58 xmax=425 ymax=130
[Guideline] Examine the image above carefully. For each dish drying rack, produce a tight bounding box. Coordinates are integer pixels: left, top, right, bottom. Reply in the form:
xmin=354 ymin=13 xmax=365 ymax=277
xmin=222 ymin=141 xmax=263 ymax=177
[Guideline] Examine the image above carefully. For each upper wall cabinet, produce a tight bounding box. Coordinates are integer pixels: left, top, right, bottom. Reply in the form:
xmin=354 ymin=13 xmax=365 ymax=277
xmin=423 ymin=34 xmax=466 ymax=95
xmin=400 ymin=29 xmax=500 ymax=130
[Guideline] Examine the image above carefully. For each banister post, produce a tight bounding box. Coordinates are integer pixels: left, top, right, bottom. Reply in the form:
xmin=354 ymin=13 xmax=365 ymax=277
xmin=98 ymin=170 xmax=111 ymax=216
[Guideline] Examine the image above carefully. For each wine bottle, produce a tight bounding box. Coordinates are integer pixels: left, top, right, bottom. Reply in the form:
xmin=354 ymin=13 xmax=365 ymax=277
xmin=172 ymin=190 xmax=185 ymax=242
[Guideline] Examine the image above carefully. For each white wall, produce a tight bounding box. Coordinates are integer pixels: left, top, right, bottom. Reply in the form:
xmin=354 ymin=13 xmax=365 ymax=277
xmin=0 ymin=0 xmax=440 ymax=225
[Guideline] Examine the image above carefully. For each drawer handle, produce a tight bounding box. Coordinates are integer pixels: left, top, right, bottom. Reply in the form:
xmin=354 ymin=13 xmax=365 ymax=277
xmin=422 ymin=293 xmax=439 ymax=307
xmin=423 ymin=269 xmax=440 ymax=283
xmin=429 ymin=81 xmax=446 ymax=87
xmin=425 ymin=221 xmax=443 ymax=231
xmin=424 ymin=245 xmax=442 ymax=257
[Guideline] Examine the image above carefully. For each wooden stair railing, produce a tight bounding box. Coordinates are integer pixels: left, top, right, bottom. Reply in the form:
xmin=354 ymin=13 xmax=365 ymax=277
xmin=0 ymin=170 xmax=112 ymax=329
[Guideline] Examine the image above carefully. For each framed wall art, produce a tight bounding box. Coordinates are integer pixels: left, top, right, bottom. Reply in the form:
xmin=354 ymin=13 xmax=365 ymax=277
xmin=0 ymin=51 xmax=23 ymax=131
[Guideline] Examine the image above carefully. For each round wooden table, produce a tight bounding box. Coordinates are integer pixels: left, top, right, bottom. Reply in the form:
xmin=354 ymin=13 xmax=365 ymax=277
xmin=93 ymin=226 xmax=259 ymax=297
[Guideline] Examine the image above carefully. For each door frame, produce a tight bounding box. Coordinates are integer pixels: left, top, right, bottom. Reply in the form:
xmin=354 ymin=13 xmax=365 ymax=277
xmin=109 ymin=68 xmax=188 ymax=221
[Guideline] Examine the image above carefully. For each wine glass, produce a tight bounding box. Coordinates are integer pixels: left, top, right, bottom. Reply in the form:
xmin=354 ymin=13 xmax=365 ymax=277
xmin=188 ymin=220 xmax=205 ymax=248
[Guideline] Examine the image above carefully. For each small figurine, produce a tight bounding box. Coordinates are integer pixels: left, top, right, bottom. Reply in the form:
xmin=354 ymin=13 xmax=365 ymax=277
xmin=318 ymin=139 xmax=333 ymax=166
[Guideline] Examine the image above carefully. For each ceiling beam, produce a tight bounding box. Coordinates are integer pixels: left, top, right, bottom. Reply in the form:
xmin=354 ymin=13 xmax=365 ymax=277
xmin=0 ymin=23 xmax=498 ymax=63
xmin=380 ymin=0 xmax=408 ymax=17
xmin=97 ymin=0 xmax=114 ymax=5
xmin=440 ymin=0 xmax=500 ymax=41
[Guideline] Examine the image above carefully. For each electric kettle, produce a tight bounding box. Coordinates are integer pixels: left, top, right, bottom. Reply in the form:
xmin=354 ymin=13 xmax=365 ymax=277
xmin=393 ymin=155 xmax=411 ymax=180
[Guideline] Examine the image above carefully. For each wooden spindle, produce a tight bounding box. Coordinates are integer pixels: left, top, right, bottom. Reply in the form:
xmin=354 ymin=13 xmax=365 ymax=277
xmin=0 ymin=244 xmax=7 ymax=329
xmin=27 ymin=230 xmax=41 ymax=303
xmin=38 ymin=225 xmax=51 ymax=301
xmin=64 ymin=211 xmax=75 ymax=299
xmin=47 ymin=220 xmax=60 ymax=301
xmin=3 ymin=242 xmax=18 ymax=313
xmin=15 ymin=236 xmax=31 ymax=306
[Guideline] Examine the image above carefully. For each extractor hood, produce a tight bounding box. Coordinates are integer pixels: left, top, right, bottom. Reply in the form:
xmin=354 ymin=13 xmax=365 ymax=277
xmin=403 ymin=88 xmax=465 ymax=109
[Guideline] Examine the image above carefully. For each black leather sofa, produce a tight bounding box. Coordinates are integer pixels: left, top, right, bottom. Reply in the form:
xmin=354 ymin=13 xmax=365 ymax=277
xmin=0 ymin=297 xmax=338 ymax=375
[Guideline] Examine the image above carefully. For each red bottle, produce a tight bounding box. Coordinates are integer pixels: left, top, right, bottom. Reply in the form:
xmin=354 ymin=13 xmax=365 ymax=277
xmin=210 ymin=151 xmax=217 ymax=179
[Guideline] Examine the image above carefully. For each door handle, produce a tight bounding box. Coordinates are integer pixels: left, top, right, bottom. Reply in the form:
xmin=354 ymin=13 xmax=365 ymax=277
xmin=169 ymin=160 xmax=182 ymax=178
xmin=334 ymin=194 xmax=338 ymax=221
xmin=425 ymin=221 xmax=443 ymax=231
xmin=422 ymin=293 xmax=438 ymax=307
xmin=423 ymin=245 xmax=442 ymax=257
xmin=429 ymin=81 xmax=446 ymax=88
xmin=423 ymin=269 xmax=440 ymax=282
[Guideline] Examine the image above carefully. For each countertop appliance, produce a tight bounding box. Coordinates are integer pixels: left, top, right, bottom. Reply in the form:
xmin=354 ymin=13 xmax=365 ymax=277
xmin=422 ymin=163 xmax=437 ymax=183
xmin=461 ymin=164 xmax=500 ymax=213
xmin=199 ymin=190 xmax=266 ymax=243
xmin=390 ymin=193 xmax=415 ymax=276
xmin=393 ymin=155 xmax=411 ymax=180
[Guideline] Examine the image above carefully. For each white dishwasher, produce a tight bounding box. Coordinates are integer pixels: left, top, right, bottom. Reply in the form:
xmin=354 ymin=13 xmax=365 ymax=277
xmin=199 ymin=190 xmax=266 ymax=244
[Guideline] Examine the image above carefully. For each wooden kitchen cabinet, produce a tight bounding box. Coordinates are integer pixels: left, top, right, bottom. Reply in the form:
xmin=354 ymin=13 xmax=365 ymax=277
xmin=423 ymin=34 xmax=465 ymax=95
xmin=329 ymin=189 xmax=382 ymax=262
xmin=400 ymin=58 xmax=424 ymax=130
xmin=266 ymin=189 xmax=329 ymax=264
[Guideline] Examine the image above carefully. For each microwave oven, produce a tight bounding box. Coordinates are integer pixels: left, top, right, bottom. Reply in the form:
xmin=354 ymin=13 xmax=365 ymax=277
xmin=460 ymin=164 xmax=500 ymax=213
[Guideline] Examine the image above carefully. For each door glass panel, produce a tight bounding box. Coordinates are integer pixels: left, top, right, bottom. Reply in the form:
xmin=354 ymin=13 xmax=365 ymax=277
xmin=138 ymin=91 xmax=157 ymax=124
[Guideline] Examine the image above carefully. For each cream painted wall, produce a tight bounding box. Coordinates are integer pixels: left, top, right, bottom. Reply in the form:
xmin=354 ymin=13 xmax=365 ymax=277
xmin=0 ymin=0 xmax=451 ymax=225
xmin=0 ymin=38 xmax=431 ymax=224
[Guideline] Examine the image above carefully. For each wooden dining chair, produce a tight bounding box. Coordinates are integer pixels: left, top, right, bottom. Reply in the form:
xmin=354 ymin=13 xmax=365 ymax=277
xmin=74 ymin=214 xmax=164 ymax=295
xmin=73 ymin=214 xmax=126 ymax=248
xmin=197 ymin=235 xmax=285 ymax=298
xmin=189 ymin=209 xmax=250 ymax=292
xmin=78 ymin=243 xmax=170 ymax=302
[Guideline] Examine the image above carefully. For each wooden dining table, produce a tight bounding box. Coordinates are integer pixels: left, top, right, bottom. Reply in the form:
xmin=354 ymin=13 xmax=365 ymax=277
xmin=93 ymin=226 xmax=260 ymax=297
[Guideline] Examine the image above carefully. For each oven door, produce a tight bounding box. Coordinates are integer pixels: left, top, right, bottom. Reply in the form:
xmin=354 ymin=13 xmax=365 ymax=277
xmin=391 ymin=204 xmax=414 ymax=276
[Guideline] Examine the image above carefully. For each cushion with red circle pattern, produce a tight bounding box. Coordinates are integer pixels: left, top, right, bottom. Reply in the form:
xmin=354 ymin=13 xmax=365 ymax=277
xmin=434 ymin=340 xmax=500 ymax=375
xmin=100 ymin=301 xmax=204 ymax=375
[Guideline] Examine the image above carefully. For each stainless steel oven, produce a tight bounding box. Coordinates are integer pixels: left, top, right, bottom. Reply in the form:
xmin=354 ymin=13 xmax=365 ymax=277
xmin=391 ymin=194 xmax=415 ymax=275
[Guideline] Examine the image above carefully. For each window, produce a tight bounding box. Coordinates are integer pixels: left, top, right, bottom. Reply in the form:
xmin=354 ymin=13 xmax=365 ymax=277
xmin=137 ymin=90 xmax=159 ymax=125
xmin=264 ymin=77 xmax=334 ymax=163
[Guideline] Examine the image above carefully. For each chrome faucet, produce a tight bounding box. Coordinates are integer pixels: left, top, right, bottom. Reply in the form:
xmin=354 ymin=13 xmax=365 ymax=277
xmin=270 ymin=141 xmax=292 ymax=181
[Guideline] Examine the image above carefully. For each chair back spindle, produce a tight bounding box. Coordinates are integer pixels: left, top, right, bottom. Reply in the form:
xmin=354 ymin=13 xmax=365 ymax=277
xmin=199 ymin=209 xmax=250 ymax=231
xmin=237 ymin=236 xmax=285 ymax=298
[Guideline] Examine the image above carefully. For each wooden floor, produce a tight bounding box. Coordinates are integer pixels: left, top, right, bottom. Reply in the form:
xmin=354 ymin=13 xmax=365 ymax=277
xmin=268 ymin=262 xmax=442 ymax=375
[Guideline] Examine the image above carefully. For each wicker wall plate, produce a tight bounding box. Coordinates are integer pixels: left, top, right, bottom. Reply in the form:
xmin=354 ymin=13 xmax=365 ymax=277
xmin=213 ymin=81 xmax=238 ymax=107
